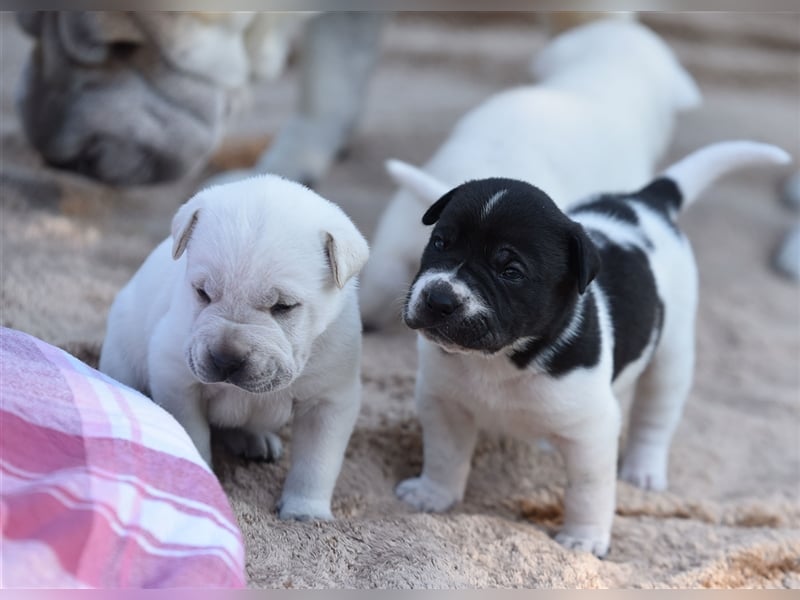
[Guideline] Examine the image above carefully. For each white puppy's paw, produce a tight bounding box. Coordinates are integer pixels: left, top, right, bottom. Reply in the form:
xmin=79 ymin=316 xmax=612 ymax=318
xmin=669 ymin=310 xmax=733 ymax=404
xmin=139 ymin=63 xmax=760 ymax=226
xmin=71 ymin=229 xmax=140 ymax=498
xmin=219 ymin=428 xmax=283 ymax=463
xmin=276 ymin=495 xmax=333 ymax=522
xmin=619 ymin=444 xmax=668 ymax=491
xmin=395 ymin=476 xmax=459 ymax=513
xmin=555 ymin=527 xmax=610 ymax=558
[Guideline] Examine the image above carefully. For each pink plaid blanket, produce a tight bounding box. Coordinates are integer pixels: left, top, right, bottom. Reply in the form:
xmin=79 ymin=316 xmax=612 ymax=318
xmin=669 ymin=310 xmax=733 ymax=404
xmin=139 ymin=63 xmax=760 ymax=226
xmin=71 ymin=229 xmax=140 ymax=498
xmin=0 ymin=328 xmax=246 ymax=588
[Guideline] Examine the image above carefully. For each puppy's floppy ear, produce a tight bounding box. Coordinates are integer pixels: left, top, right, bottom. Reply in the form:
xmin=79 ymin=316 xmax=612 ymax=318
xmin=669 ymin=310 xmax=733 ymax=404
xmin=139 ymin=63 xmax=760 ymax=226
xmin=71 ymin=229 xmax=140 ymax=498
xmin=569 ymin=224 xmax=600 ymax=294
xmin=421 ymin=188 xmax=458 ymax=226
xmin=171 ymin=198 xmax=202 ymax=260
xmin=324 ymin=220 xmax=370 ymax=289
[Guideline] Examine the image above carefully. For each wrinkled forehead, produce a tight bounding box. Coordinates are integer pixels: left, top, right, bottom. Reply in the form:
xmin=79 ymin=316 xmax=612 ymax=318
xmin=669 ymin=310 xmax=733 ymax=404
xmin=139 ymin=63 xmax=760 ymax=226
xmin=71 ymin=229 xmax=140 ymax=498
xmin=188 ymin=211 xmax=328 ymax=292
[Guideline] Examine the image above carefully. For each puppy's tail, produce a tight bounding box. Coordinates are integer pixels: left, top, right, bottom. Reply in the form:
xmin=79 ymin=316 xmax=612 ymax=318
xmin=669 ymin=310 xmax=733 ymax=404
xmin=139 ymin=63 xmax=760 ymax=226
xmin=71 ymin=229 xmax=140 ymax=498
xmin=659 ymin=141 xmax=791 ymax=213
xmin=385 ymin=159 xmax=451 ymax=207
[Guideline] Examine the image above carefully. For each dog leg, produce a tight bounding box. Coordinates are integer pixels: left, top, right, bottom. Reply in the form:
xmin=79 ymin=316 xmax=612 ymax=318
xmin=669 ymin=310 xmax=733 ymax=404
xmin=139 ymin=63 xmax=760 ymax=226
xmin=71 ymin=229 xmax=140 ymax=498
xmin=620 ymin=334 xmax=695 ymax=491
xmin=396 ymin=391 xmax=478 ymax=512
xmin=152 ymin=380 xmax=212 ymax=466
xmin=553 ymin=404 xmax=620 ymax=558
xmin=251 ymin=12 xmax=387 ymax=185
xmin=277 ymin=385 xmax=360 ymax=521
xmin=217 ymin=427 xmax=283 ymax=463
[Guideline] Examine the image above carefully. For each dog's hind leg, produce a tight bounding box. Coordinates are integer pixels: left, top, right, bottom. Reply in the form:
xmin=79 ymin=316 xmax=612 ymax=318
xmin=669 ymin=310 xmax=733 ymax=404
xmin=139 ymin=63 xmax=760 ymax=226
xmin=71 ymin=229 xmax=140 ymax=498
xmin=620 ymin=321 xmax=696 ymax=491
xmin=216 ymin=427 xmax=283 ymax=463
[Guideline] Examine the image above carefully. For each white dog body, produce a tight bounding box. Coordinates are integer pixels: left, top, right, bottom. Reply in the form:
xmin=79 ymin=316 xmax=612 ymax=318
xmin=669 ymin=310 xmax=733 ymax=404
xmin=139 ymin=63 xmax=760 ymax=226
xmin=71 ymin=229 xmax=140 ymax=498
xmin=359 ymin=18 xmax=702 ymax=328
xmin=100 ymin=175 xmax=369 ymax=521
xmin=396 ymin=142 xmax=790 ymax=556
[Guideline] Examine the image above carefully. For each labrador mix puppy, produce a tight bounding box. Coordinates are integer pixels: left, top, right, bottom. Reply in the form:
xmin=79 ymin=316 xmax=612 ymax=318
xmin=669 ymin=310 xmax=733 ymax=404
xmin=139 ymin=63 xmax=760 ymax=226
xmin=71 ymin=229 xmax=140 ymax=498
xmin=358 ymin=17 xmax=702 ymax=330
xmin=396 ymin=141 xmax=790 ymax=556
xmin=99 ymin=175 xmax=369 ymax=521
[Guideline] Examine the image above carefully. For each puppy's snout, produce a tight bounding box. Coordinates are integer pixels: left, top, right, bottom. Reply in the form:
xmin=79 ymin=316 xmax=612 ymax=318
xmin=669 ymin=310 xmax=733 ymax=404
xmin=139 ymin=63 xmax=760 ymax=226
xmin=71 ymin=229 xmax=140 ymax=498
xmin=424 ymin=287 xmax=461 ymax=317
xmin=209 ymin=348 xmax=247 ymax=380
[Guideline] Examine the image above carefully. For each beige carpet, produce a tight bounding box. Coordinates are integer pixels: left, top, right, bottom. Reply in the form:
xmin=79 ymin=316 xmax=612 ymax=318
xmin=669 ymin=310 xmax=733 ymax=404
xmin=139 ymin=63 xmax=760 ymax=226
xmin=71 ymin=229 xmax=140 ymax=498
xmin=1 ymin=12 xmax=799 ymax=588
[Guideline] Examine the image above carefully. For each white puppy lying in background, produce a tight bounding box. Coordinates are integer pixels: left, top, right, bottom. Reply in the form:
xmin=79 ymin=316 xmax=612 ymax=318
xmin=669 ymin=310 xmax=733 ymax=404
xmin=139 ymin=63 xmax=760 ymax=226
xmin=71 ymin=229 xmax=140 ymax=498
xmin=99 ymin=176 xmax=369 ymax=521
xmin=359 ymin=17 xmax=702 ymax=329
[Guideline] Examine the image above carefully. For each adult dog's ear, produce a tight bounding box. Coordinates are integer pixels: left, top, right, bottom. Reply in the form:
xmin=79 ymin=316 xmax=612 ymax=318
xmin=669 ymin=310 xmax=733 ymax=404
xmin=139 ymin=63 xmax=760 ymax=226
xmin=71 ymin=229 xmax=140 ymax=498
xmin=16 ymin=12 xmax=44 ymax=36
xmin=324 ymin=220 xmax=370 ymax=289
xmin=171 ymin=198 xmax=202 ymax=260
xmin=421 ymin=187 xmax=459 ymax=226
xmin=569 ymin=224 xmax=600 ymax=294
xmin=57 ymin=12 xmax=146 ymax=65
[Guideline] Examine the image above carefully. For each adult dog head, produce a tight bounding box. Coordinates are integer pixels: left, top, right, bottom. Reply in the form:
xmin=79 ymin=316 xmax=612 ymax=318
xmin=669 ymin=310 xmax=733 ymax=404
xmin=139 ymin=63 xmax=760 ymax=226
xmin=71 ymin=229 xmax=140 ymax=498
xmin=14 ymin=12 xmax=309 ymax=185
xmin=404 ymin=178 xmax=599 ymax=354
xmin=172 ymin=175 xmax=369 ymax=392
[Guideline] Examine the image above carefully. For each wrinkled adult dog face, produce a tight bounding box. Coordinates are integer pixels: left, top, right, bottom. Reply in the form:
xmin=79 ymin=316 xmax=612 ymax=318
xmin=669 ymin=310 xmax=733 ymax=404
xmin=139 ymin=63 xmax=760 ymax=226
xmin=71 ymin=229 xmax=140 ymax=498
xmin=173 ymin=176 xmax=368 ymax=393
xmin=404 ymin=178 xmax=599 ymax=354
xmin=15 ymin=12 xmax=231 ymax=185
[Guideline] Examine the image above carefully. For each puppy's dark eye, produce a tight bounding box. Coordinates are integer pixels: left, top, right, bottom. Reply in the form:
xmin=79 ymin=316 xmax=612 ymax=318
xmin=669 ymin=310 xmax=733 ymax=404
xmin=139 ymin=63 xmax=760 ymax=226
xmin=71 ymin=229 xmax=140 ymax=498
xmin=271 ymin=302 xmax=299 ymax=315
xmin=432 ymin=236 xmax=446 ymax=251
xmin=195 ymin=286 xmax=211 ymax=304
xmin=500 ymin=266 xmax=524 ymax=281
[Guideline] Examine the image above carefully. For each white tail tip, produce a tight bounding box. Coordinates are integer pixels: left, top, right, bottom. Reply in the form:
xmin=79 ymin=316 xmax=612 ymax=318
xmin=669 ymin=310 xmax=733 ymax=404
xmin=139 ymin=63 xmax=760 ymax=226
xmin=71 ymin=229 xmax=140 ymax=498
xmin=385 ymin=159 xmax=451 ymax=206
xmin=662 ymin=141 xmax=792 ymax=209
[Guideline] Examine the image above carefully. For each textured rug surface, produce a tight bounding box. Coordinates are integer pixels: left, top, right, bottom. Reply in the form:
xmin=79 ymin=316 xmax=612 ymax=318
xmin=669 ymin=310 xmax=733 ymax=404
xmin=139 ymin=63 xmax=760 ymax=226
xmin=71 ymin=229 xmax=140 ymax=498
xmin=1 ymin=12 xmax=798 ymax=588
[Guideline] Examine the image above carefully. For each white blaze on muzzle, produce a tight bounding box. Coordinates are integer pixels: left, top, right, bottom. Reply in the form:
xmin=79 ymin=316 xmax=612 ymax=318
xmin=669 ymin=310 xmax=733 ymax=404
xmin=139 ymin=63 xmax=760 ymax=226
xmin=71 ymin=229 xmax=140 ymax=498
xmin=406 ymin=268 xmax=489 ymax=322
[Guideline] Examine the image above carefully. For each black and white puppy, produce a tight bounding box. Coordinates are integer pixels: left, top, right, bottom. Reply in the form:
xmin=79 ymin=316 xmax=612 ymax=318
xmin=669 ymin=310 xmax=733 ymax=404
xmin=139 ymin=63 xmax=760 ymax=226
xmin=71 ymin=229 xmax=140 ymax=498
xmin=396 ymin=141 xmax=790 ymax=556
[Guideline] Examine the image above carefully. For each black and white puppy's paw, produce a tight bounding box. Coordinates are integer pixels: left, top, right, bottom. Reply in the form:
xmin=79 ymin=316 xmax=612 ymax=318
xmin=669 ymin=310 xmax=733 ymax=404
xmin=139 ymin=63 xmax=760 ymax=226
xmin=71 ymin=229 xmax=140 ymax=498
xmin=395 ymin=476 xmax=460 ymax=513
xmin=555 ymin=528 xmax=610 ymax=558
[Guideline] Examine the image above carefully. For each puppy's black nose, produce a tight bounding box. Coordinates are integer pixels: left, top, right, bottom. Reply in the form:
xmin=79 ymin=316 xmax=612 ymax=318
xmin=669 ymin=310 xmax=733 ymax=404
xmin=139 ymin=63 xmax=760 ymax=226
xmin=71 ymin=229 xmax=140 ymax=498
xmin=209 ymin=349 xmax=246 ymax=380
xmin=424 ymin=288 xmax=460 ymax=317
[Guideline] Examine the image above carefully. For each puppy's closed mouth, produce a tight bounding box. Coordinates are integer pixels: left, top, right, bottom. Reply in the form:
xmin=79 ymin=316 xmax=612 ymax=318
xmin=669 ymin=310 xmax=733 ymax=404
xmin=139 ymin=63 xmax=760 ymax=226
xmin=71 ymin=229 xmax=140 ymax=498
xmin=418 ymin=323 xmax=500 ymax=356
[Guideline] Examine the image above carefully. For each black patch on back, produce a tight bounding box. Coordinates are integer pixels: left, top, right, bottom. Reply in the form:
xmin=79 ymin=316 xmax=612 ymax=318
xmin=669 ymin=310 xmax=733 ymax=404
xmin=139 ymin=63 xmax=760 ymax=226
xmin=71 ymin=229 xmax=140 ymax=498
xmin=570 ymin=195 xmax=640 ymax=226
xmin=509 ymin=291 xmax=601 ymax=376
xmin=593 ymin=236 xmax=664 ymax=380
xmin=634 ymin=177 xmax=683 ymax=233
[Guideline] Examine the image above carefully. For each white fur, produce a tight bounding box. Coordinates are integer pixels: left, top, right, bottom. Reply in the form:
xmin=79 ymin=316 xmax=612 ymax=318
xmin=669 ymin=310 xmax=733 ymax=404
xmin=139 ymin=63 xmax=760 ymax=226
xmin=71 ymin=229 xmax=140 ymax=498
xmin=396 ymin=141 xmax=789 ymax=556
xmin=99 ymin=175 xmax=369 ymax=521
xmin=359 ymin=17 xmax=702 ymax=328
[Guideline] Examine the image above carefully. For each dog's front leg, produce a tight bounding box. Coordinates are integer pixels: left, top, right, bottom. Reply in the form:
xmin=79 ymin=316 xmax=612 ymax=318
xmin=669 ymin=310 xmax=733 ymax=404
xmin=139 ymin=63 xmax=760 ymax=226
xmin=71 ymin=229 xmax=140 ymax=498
xmin=151 ymin=376 xmax=211 ymax=465
xmin=253 ymin=12 xmax=387 ymax=185
xmin=396 ymin=390 xmax=478 ymax=512
xmin=552 ymin=406 xmax=620 ymax=558
xmin=277 ymin=385 xmax=360 ymax=521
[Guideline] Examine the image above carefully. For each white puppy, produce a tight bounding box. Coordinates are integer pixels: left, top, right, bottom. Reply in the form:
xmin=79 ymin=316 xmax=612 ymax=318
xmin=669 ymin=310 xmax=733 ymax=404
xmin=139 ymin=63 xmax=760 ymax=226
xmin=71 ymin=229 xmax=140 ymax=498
xmin=395 ymin=141 xmax=790 ymax=556
xmin=359 ymin=17 xmax=702 ymax=329
xmin=99 ymin=175 xmax=369 ymax=521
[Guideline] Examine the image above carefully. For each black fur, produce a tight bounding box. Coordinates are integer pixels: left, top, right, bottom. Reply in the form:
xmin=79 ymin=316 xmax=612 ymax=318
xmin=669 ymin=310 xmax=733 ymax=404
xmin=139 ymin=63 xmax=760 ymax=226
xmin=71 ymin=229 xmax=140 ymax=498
xmin=570 ymin=194 xmax=640 ymax=226
xmin=407 ymin=178 xmax=598 ymax=357
xmin=407 ymin=176 xmax=677 ymax=382
xmin=590 ymin=233 xmax=664 ymax=379
xmin=509 ymin=290 xmax=602 ymax=376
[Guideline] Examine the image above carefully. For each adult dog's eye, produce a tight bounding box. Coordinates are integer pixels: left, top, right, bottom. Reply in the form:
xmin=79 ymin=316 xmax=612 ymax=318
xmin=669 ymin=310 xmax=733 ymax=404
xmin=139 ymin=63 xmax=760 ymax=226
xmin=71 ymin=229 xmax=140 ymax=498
xmin=195 ymin=286 xmax=211 ymax=303
xmin=432 ymin=236 xmax=446 ymax=251
xmin=271 ymin=302 xmax=299 ymax=315
xmin=500 ymin=266 xmax=524 ymax=281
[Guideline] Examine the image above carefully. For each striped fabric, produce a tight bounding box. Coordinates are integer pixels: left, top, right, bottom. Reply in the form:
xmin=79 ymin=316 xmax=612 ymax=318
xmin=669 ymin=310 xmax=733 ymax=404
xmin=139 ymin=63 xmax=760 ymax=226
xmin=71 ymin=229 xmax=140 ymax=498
xmin=0 ymin=327 xmax=246 ymax=588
